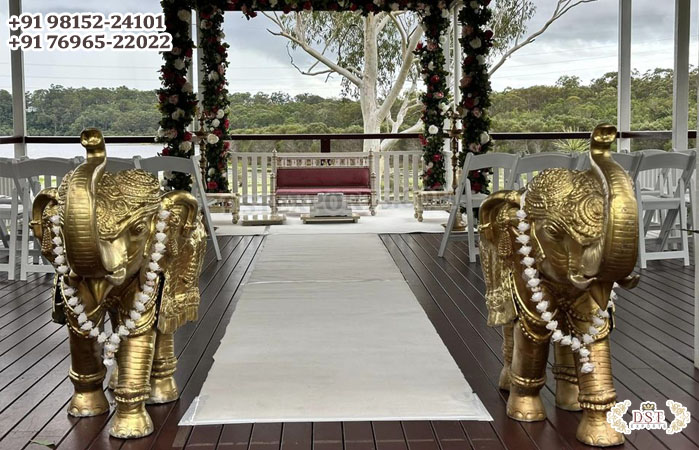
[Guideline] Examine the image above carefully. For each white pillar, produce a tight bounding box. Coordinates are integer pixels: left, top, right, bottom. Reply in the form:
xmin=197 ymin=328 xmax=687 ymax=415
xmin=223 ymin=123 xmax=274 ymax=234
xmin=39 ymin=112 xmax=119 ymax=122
xmin=617 ymin=0 xmax=631 ymax=153
xmin=9 ymin=0 xmax=26 ymax=158
xmin=193 ymin=9 xmax=203 ymax=135
xmin=694 ymin=0 xmax=699 ymax=370
xmin=673 ymin=0 xmax=690 ymax=152
xmin=443 ymin=8 xmax=453 ymax=190
xmin=453 ymin=4 xmax=462 ymax=107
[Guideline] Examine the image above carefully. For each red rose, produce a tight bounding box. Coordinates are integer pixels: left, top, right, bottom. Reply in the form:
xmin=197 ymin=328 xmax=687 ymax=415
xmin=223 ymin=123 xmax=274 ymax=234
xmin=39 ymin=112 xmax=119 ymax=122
xmin=207 ymin=181 xmax=218 ymax=190
xmin=433 ymin=153 xmax=442 ymax=162
xmin=201 ymin=12 xmax=211 ymax=19
xmin=328 ymin=2 xmax=339 ymax=10
xmin=432 ymin=182 xmax=442 ymax=190
xmin=484 ymin=30 xmax=494 ymax=40
xmin=224 ymin=141 xmax=231 ymax=150
xmin=161 ymin=148 xmax=170 ymax=156
xmin=175 ymin=76 xmax=186 ymax=87
xmin=249 ymin=10 xmax=257 ymax=18
xmin=183 ymin=132 xmax=193 ymax=141
xmin=430 ymin=75 xmax=440 ymax=84
xmin=463 ymin=98 xmax=475 ymax=109
xmin=213 ymin=129 xmax=223 ymax=137
xmin=185 ymin=48 xmax=193 ymax=58
xmin=224 ymin=119 xmax=230 ymax=129
xmin=419 ymin=135 xmax=428 ymax=146
xmin=217 ymin=45 xmax=226 ymax=54
xmin=158 ymin=93 xmax=166 ymax=103
xmin=283 ymin=6 xmax=291 ymax=13
xmin=416 ymin=42 xmax=423 ymax=50
xmin=471 ymin=182 xmax=482 ymax=193
xmin=303 ymin=1 xmax=312 ymax=10
xmin=464 ymin=55 xmax=475 ymax=65
xmin=349 ymin=3 xmax=358 ymax=11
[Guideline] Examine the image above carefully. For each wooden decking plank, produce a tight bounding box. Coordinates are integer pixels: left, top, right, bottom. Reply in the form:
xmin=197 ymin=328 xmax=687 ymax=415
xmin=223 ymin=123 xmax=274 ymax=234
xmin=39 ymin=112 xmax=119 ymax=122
xmin=248 ymin=423 xmax=282 ymax=450
xmin=400 ymin=421 xmax=439 ymax=450
xmin=431 ymin=421 xmax=472 ymax=450
xmin=460 ymin=422 xmax=504 ymax=450
xmin=343 ymin=422 xmax=376 ymax=450
xmin=380 ymin=236 xmax=539 ymax=450
xmin=312 ymin=422 xmax=343 ymax=450
xmin=184 ymin=425 xmax=223 ymax=450
xmin=216 ymin=424 xmax=253 ymax=450
xmin=372 ymin=421 xmax=407 ymax=450
xmin=279 ymin=422 xmax=311 ymax=450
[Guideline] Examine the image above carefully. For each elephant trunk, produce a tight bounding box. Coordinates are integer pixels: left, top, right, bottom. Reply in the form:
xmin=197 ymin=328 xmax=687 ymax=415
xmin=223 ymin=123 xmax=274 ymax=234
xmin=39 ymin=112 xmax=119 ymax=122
xmin=588 ymin=124 xmax=639 ymax=282
xmin=63 ymin=129 xmax=109 ymax=279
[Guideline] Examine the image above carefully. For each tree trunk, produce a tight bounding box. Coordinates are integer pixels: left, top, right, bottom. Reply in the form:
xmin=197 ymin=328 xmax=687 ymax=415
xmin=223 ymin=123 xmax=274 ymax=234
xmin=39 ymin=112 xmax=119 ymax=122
xmin=360 ymin=14 xmax=381 ymax=152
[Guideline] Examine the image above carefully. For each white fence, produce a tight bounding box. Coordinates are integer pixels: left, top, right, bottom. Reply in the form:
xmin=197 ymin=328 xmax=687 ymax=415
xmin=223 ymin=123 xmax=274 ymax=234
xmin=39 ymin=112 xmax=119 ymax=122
xmin=229 ymin=150 xmax=425 ymax=206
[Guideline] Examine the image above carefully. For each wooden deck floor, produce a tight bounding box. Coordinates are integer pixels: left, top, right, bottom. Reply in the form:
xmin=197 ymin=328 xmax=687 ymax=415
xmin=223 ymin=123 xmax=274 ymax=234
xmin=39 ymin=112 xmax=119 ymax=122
xmin=0 ymin=234 xmax=696 ymax=450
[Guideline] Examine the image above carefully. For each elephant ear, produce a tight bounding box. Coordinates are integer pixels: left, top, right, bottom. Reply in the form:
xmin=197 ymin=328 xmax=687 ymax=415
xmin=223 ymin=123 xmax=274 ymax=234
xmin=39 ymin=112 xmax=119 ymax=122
xmin=31 ymin=188 xmax=62 ymax=264
xmin=156 ymin=191 xmax=207 ymax=334
xmin=478 ymin=191 xmax=520 ymax=327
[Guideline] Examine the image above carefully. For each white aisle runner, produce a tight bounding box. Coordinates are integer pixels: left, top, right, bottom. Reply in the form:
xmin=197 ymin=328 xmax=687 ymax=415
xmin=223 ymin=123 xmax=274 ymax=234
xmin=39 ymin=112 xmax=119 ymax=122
xmin=180 ymin=235 xmax=491 ymax=425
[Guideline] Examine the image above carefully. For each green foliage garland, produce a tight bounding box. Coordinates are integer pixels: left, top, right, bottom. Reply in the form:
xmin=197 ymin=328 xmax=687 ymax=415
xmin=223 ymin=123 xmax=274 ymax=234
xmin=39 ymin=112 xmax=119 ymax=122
xmin=156 ymin=0 xmax=197 ymax=191
xmin=226 ymin=1 xmax=455 ymax=17
xmin=458 ymin=0 xmax=493 ymax=194
xmin=197 ymin=0 xmax=232 ymax=193
xmin=414 ymin=4 xmax=451 ymax=190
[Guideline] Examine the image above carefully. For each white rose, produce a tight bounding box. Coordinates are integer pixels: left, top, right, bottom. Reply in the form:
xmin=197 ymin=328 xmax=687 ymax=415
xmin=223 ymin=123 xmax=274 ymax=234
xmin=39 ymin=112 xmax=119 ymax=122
xmin=212 ymin=119 xmax=220 ymax=127
xmin=171 ymin=108 xmax=185 ymax=120
xmin=201 ymin=19 xmax=211 ymax=29
xmin=177 ymin=10 xmax=191 ymax=23
xmin=179 ymin=141 xmax=192 ymax=151
xmin=208 ymin=71 xmax=219 ymax=81
xmin=216 ymin=109 xmax=225 ymax=119
xmin=441 ymin=8 xmax=449 ymax=18
xmin=168 ymin=94 xmax=179 ymax=104
xmin=182 ymin=81 xmax=193 ymax=93
xmin=428 ymin=125 xmax=439 ymax=135
xmin=173 ymin=59 xmax=185 ymax=70
xmin=208 ymin=168 xmax=215 ymax=175
xmin=476 ymin=55 xmax=486 ymax=65
xmin=390 ymin=3 xmax=399 ymax=11
xmin=207 ymin=134 xmax=220 ymax=145
xmin=480 ymin=132 xmax=490 ymax=144
xmin=443 ymin=118 xmax=451 ymax=129
xmin=470 ymin=38 xmax=482 ymax=49
xmin=157 ymin=127 xmax=165 ymax=137
xmin=427 ymin=61 xmax=434 ymax=71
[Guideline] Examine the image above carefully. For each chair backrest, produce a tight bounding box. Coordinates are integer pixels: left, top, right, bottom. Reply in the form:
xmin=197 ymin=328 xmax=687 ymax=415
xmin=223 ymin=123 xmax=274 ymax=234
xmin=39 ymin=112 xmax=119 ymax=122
xmin=12 ymin=157 xmax=82 ymax=196
xmin=134 ymin=155 xmax=206 ymax=202
xmin=105 ymin=157 xmax=138 ymax=173
xmin=610 ymin=152 xmax=643 ymax=182
xmin=461 ymin=152 xmax=518 ymax=193
xmin=508 ymin=152 xmax=577 ymax=189
xmin=636 ymin=151 xmax=696 ymax=198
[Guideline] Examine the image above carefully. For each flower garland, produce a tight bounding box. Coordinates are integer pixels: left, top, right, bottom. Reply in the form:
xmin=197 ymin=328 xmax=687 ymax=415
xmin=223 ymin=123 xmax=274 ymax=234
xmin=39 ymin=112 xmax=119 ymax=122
xmin=458 ymin=0 xmax=493 ymax=194
xmin=228 ymin=1 xmax=452 ymax=17
xmin=157 ymin=0 xmax=198 ymax=191
xmin=515 ymin=193 xmax=614 ymax=374
xmin=414 ymin=2 xmax=451 ymax=191
xmin=197 ymin=0 xmax=232 ymax=193
xmin=49 ymin=211 xmax=172 ymax=367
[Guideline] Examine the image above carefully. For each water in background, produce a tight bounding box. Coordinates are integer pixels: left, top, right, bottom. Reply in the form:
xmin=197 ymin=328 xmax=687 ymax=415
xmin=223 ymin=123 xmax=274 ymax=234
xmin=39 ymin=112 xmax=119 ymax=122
xmin=0 ymin=143 xmax=162 ymax=159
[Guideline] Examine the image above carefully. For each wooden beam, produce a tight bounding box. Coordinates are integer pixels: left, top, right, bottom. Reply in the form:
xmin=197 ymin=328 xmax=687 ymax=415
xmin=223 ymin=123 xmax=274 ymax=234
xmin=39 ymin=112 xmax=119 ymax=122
xmin=617 ymin=0 xmax=631 ymax=152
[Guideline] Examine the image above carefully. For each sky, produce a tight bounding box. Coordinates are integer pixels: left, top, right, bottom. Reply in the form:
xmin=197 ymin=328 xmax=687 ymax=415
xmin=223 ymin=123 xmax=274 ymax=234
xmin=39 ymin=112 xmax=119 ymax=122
xmin=0 ymin=0 xmax=696 ymax=96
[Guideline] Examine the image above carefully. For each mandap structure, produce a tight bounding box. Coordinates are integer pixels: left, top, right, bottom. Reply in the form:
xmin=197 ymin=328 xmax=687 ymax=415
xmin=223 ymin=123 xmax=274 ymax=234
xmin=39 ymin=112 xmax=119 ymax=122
xmin=156 ymin=0 xmax=494 ymax=195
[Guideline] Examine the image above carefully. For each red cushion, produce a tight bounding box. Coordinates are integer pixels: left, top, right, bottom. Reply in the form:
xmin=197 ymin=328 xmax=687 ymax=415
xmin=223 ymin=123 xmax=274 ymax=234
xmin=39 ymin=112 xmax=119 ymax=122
xmin=276 ymin=187 xmax=371 ymax=195
xmin=276 ymin=167 xmax=370 ymax=188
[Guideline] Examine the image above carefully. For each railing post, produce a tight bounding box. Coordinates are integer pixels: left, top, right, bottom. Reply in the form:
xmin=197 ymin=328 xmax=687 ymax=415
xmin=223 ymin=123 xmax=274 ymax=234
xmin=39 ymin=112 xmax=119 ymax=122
xmin=320 ymin=138 xmax=331 ymax=153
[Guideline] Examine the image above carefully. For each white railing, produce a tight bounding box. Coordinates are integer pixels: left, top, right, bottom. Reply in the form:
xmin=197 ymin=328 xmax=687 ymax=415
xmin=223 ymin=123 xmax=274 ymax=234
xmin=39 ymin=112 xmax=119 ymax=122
xmin=228 ymin=150 xmax=425 ymax=206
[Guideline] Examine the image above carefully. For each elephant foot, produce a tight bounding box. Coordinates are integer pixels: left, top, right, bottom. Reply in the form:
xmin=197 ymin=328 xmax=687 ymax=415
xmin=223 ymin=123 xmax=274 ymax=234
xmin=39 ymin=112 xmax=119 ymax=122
xmin=577 ymin=410 xmax=624 ymax=447
xmin=555 ymin=380 xmax=581 ymax=411
xmin=67 ymin=389 xmax=109 ymax=417
xmin=147 ymin=376 xmax=179 ymax=404
xmin=108 ymin=366 xmax=119 ymax=390
xmin=109 ymin=403 xmax=153 ymax=439
xmin=507 ymin=392 xmax=546 ymax=422
xmin=498 ymin=366 xmax=511 ymax=391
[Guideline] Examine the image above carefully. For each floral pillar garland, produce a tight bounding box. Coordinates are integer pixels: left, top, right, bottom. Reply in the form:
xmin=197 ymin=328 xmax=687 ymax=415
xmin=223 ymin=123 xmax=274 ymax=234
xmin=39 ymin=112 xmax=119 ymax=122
xmin=156 ymin=0 xmax=198 ymax=191
xmin=197 ymin=0 xmax=231 ymax=193
xmin=415 ymin=3 xmax=451 ymax=191
xmin=458 ymin=0 xmax=493 ymax=194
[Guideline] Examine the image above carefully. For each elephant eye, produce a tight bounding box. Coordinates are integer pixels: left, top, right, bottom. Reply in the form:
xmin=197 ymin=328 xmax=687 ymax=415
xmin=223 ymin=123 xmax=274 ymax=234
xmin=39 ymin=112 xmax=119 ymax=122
xmin=543 ymin=223 xmax=562 ymax=238
xmin=131 ymin=221 xmax=148 ymax=235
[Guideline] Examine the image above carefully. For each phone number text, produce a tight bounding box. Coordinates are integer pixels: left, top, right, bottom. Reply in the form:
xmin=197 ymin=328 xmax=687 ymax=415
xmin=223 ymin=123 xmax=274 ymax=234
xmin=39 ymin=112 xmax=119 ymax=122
xmin=7 ymin=13 xmax=166 ymax=31
xmin=8 ymin=33 xmax=173 ymax=52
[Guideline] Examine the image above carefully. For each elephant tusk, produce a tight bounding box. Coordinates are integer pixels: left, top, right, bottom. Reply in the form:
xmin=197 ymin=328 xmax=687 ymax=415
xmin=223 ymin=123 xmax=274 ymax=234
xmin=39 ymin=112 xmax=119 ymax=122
xmin=568 ymin=272 xmax=595 ymax=290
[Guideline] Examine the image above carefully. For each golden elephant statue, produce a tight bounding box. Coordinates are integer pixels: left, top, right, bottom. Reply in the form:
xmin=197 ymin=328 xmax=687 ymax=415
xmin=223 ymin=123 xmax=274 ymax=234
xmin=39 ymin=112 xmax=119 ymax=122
xmin=478 ymin=124 xmax=639 ymax=447
xmin=31 ymin=129 xmax=206 ymax=439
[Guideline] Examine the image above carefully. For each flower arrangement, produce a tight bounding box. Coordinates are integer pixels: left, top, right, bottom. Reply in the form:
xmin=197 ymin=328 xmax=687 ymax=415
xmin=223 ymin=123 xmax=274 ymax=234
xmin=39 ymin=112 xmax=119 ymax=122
xmin=156 ymin=0 xmax=198 ymax=191
xmin=414 ymin=2 xmax=451 ymax=191
xmin=226 ymin=1 xmax=454 ymax=17
xmin=458 ymin=0 xmax=493 ymax=194
xmin=515 ymin=193 xmax=614 ymax=374
xmin=49 ymin=211 xmax=173 ymax=367
xmin=197 ymin=0 xmax=232 ymax=193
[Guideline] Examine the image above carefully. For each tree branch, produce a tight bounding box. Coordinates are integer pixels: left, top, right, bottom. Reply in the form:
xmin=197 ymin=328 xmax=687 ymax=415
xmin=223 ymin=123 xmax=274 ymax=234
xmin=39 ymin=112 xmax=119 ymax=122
xmin=489 ymin=0 xmax=597 ymax=75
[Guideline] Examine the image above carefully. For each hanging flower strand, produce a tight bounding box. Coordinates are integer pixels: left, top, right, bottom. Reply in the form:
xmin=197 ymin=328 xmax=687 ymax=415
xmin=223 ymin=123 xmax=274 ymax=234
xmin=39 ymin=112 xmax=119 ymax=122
xmin=459 ymin=0 xmax=493 ymax=194
xmin=414 ymin=1 xmax=452 ymax=191
xmin=156 ymin=0 xmax=197 ymax=191
xmin=198 ymin=0 xmax=232 ymax=193
xmin=49 ymin=211 xmax=172 ymax=367
xmin=515 ymin=193 xmax=615 ymax=374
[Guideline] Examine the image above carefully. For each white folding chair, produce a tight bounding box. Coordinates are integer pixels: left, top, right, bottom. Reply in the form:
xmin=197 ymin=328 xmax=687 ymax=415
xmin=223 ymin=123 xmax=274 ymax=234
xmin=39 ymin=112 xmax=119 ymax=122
xmin=0 ymin=159 xmax=21 ymax=279
xmin=635 ymin=151 xmax=696 ymax=268
xmin=438 ymin=152 xmax=518 ymax=261
xmin=610 ymin=152 xmax=644 ymax=182
xmin=506 ymin=152 xmax=578 ymax=190
xmin=134 ymin=155 xmax=221 ymax=261
xmin=105 ymin=157 xmax=138 ymax=172
xmin=12 ymin=157 xmax=83 ymax=280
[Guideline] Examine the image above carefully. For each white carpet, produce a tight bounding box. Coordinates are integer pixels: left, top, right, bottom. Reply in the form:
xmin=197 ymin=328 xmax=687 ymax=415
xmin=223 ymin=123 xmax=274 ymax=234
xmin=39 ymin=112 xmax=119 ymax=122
xmin=180 ymin=235 xmax=491 ymax=425
xmin=212 ymin=204 xmax=450 ymax=235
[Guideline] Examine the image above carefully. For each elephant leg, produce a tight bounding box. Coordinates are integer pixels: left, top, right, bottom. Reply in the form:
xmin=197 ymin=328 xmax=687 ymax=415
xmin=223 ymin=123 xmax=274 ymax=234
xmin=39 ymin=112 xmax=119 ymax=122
xmin=575 ymin=337 xmax=624 ymax=447
xmin=110 ymin=329 xmax=156 ymax=439
xmin=553 ymin=342 xmax=581 ymax=411
xmin=148 ymin=331 xmax=179 ymax=404
xmin=67 ymin=328 xmax=109 ymax=417
xmin=506 ymin=320 xmax=548 ymax=421
xmin=108 ymin=365 xmax=119 ymax=390
xmin=498 ymin=322 xmax=514 ymax=391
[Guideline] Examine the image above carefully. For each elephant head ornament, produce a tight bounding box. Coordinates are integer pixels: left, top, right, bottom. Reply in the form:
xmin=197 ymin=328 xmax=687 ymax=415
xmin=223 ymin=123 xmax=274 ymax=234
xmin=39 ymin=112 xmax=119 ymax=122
xmin=32 ymin=129 xmax=206 ymax=439
xmin=479 ymin=124 xmax=639 ymax=447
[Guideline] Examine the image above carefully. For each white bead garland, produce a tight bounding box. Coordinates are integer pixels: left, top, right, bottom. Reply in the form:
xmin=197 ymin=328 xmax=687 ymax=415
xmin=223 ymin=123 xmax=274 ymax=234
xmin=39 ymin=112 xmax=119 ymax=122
xmin=516 ymin=193 xmax=616 ymax=374
xmin=49 ymin=210 xmax=172 ymax=367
